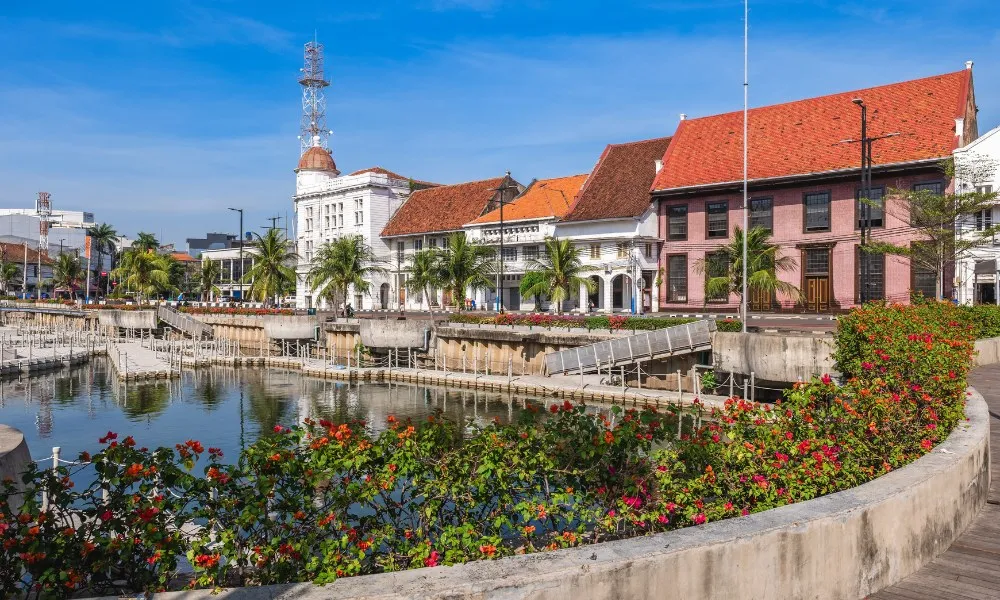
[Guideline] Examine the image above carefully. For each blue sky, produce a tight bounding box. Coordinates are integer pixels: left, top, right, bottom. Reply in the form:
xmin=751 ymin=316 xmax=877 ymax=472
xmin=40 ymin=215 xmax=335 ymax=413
xmin=1 ymin=0 xmax=998 ymax=247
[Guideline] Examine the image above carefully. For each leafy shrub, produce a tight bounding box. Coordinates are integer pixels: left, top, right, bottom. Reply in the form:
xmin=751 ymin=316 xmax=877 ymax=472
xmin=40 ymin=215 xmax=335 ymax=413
xmin=715 ymin=318 xmax=743 ymax=332
xmin=449 ymin=314 xmax=695 ymax=331
xmin=0 ymin=302 xmax=974 ymax=596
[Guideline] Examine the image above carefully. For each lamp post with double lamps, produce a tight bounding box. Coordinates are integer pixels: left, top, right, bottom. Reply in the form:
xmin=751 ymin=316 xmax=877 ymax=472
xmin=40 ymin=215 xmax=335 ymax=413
xmin=228 ymin=208 xmax=244 ymax=302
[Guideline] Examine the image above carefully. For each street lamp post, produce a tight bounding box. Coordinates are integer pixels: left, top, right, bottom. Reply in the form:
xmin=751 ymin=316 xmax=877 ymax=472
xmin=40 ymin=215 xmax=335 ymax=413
xmin=495 ymin=172 xmax=514 ymax=313
xmin=853 ymin=99 xmax=870 ymax=304
xmin=228 ymin=208 xmax=244 ymax=302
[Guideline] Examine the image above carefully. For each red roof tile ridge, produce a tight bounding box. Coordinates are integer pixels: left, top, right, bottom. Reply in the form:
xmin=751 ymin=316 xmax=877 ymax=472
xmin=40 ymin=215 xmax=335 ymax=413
xmin=565 ymin=136 xmax=671 ymax=221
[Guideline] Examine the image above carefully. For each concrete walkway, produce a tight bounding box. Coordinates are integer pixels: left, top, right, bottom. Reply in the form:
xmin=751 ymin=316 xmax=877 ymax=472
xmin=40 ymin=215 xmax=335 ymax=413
xmin=871 ymin=365 xmax=1000 ymax=600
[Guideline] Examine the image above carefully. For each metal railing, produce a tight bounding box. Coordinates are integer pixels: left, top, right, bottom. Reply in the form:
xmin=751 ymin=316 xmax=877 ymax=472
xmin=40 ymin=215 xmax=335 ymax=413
xmin=156 ymin=305 xmax=214 ymax=340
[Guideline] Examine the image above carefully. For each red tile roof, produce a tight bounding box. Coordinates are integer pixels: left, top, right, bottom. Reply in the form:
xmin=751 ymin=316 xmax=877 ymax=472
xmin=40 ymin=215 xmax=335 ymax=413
xmin=381 ymin=177 xmax=506 ymax=237
xmin=348 ymin=166 xmax=439 ymax=188
xmin=468 ymin=174 xmax=588 ymax=225
xmin=562 ymin=136 xmax=672 ymax=222
xmin=653 ymin=69 xmax=973 ymax=191
xmin=170 ymin=252 xmax=199 ymax=263
xmin=296 ymin=146 xmax=338 ymax=172
xmin=0 ymin=242 xmax=53 ymax=265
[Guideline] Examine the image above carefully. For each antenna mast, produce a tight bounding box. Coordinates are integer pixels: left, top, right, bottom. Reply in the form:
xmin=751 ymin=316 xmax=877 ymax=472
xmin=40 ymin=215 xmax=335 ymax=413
xmin=298 ymin=40 xmax=331 ymax=155
xmin=36 ymin=192 xmax=51 ymax=254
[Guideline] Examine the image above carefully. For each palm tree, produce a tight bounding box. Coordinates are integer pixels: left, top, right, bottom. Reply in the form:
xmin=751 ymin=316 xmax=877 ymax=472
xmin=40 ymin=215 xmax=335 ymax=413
xmin=520 ymin=238 xmax=596 ymax=314
xmin=87 ymin=223 xmax=118 ymax=295
xmin=198 ymin=259 xmax=222 ymax=302
xmin=52 ymin=253 xmax=84 ymax=299
xmin=241 ymin=229 xmax=298 ymax=305
xmin=112 ymin=249 xmax=175 ymax=303
xmin=694 ymin=226 xmax=801 ymax=314
xmin=0 ymin=254 xmax=19 ymax=296
xmin=518 ymin=271 xmax=546 ymax=311
xmin=404 ymin=248 xmax=443 ymax=313
xmin=134 ymin=232 xmax=159 ymax=253
xmin=438 ymin=232 xmax=496 ymax=310
xmin=306 ymin=235 xmax=386 ymax=312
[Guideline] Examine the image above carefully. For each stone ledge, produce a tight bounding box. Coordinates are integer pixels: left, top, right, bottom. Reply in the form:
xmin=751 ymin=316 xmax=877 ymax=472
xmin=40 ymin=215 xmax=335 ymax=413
xmin=98 ymin=390 xmax=989 ymax=600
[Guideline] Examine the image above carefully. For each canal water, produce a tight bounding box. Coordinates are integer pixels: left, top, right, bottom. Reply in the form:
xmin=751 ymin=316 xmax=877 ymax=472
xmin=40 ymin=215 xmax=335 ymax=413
xmin=0 ymin=357 xmax=559 ymax=463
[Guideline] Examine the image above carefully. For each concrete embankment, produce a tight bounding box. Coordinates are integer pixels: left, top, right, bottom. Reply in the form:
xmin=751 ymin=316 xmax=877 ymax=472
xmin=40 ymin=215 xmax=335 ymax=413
xmin=0 ymin=424 xmax=30 ymax=512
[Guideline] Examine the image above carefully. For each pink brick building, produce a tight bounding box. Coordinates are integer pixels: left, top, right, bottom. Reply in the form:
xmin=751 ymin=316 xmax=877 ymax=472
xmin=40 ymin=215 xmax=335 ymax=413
xmin=651 ymin=66 xmax=980 ymax=312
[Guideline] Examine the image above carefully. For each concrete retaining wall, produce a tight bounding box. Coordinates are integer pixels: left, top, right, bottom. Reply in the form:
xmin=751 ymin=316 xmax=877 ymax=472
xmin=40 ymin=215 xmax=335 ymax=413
xmin=99 ymin=389 xmax=989 ymax=600
xmin=974 ymin=335 xmax=1000 ymax=366
xmin=359 ymin=318 xmax=431 ymax=348
xmin=0 ymin=425 xmax=31 ymax=512
xmin=96 ymin=310 xmax=157 ymax=330
xmin=263 ymin=316 xmax=319 ymax=340
xmin=713 ymin=331 xmax=837 ymax=382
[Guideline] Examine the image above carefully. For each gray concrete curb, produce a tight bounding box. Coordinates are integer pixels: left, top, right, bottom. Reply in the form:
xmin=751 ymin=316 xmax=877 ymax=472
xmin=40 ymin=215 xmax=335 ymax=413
xmin=97 ymin=389 xmax=989 ymax=600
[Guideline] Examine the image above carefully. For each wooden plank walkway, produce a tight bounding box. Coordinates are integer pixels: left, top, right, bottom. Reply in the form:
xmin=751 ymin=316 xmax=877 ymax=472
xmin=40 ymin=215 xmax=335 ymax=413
xmin=870 ymin=366 xmax=1000 ymax=600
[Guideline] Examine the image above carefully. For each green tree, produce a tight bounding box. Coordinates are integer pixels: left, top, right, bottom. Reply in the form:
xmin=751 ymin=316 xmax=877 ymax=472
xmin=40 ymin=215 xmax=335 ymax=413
xmin=306 ymin=234 xmax=386 ymax=311
xmin=241 ymin=229 xmax=298 ymax=305
xmin=0 ymin=257 xmax=19 ymax=296
xmin=695 ymin=226 xmax=801 ymax=315
xmin=518 ymin=271 xmax=546 ymax=311
xmin=52 ymin=253 xmax=84 ymax=299
xmin=868 ymin=158 xmax=1000 ymax=300
xmin=404 ymin=248 xmax=444 ymax=313
xmin=112 ymin=249 xmax=175 ymax=302
xmin=134 ymin=232 xmax=160 ymax=253
xmin=198 ymin=259 xmax=222 ymax=302
xmin=87 ymin=223 xmax=118 ymax=292
xmin=520 ymin=238 xmax=595 ymax=314
xmin=438 ymin=232 xmax=496 ymax=309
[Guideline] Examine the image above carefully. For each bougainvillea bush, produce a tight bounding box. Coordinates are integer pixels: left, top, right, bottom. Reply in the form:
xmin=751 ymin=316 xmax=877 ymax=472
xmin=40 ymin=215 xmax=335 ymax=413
xmin=449 ymin=313 xmax=694 ymax=331
xmin=0 ymin=302 xmax=974 ymax=597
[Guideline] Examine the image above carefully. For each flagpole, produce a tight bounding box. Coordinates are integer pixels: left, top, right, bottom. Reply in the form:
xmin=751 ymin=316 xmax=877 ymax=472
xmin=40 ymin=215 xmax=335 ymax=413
xmin=85 ymin=236 xmax=92 ymax=305
xmin=741 ymin=0 xmax=749 ymax=333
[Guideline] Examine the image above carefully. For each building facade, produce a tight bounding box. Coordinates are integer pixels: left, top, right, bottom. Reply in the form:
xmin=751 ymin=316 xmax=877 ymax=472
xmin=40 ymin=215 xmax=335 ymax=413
xmin=381 ymin=174 xmax=522 ymax=311
xmin=200 ymin=246 xmax=256 ymax=301
xmin=292 ymin=141 xmax=431 ymax=310
xmin=954 ymin=124 xmax=1000 ymax=305
xmin=652 ymin=66 xmax=979 ymax=312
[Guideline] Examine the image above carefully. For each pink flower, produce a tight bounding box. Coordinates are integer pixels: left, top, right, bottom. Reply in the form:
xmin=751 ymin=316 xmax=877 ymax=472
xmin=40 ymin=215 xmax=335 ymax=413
xmin=424 ymin=550 xmax=440 ymax=567
xmin=861 ymin=361 xmax=874 ymax=370
xmin=693 ymin=513 xmax=707 ymax=525
xmin=622 ymin=496 xmax=643 ymax=509
xmin=821 ymin=373 xmax=832 ymax=385
xmin=657 ymin=514 xmax=669 ymax=524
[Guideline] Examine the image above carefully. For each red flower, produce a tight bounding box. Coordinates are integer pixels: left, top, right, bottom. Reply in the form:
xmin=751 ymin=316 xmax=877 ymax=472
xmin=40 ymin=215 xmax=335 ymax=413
xmin=549 ymin=404 xmax=559 ymax=413
xmin=693 ymin=513 xmax=707 ymax=525
xmin=821 ymin=373 xmax=832 ymax=385
xmin=193 ymin=553 xmax=221 ymax=569
xmin=98 ymin=431 xmax=118 ymax=444
xmin=100 ymin=511 xmax=113 ymax=522
xmin=424 ymin=550 xmax=440 ymax=567
xmin=921 ymin=439 xmax=933 ymax=451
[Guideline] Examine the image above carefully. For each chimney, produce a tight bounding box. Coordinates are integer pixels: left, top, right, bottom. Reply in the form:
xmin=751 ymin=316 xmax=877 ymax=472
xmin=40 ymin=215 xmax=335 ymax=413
xmin=965 ymin=60 xmax=974 ymax=70
xmin=679 ymin=113 xmax=687 ymax=121
xmin=654 ymin=159 xmax=663 ymax=173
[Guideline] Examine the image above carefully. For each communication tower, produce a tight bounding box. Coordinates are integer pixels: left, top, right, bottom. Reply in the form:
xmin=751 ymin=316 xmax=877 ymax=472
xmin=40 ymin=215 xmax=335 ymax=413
xmin=298 ymin=40 xmax=331 ymax=155
xmin=36 ymin=192 xmax=51 ymax=253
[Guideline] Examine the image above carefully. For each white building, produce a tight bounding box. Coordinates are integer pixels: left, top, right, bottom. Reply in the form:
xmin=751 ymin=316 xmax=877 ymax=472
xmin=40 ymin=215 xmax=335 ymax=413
xmin=380 ymin=174 xmax=522 ymax=311
xmin=292 ymin=143 xmax=434 ymax=310
xmin=200 ymin=245 xmax=256 ymax=300
xmin=463 ymin=174 xmax=587 ymax=311
xmin=954 ymin=124 xmax=1000 ymax=305
xmin=551 ymin=136 xmax=671 ymax=313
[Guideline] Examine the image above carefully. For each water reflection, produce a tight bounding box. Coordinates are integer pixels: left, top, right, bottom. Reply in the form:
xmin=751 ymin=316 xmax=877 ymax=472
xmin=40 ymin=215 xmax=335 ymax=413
xmin=0 ymin=358 xmax=551 ymax=464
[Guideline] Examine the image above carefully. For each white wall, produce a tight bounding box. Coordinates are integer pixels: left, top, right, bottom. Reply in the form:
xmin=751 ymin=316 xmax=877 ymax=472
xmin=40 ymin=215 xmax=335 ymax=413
xmin=954 ymin=125 xmax=1000 ymax=305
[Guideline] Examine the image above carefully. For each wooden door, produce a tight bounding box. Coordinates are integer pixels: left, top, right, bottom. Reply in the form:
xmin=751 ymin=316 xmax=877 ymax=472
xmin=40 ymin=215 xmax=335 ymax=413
xmin=748 ymin=287 xmax=773 ymax=312
xmin=805 ymin=276 xmax=830 ymax=312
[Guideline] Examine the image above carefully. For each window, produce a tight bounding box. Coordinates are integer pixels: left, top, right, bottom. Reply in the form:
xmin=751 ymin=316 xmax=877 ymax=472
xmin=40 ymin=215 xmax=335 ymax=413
xmin=616 ymin=242 xmax=629 ymax=258
xmin=705 ymin=252 xmax=729 ymax=302
xmin=396 ymin=241 xmax=405 ymax=260
xmin=644 ymin=242 xmax=653 ymax=259
xmin=666 ymin=255 xmax=687 ymax=302
xmin=501 ymin=246 xmax=517 ymax=262
xmin=706 ymin=201 xmax=729 ymax=238
xmin=804 ymin=192 xmax=831 ymax=232
xmin=589 ymin=244 xmax=600 ymax=259
xmin=428 ymin=237 xmax=438 ymax=248
xmin=667 ymin=205 xmax=688 ymax=240
xmin=324 ymin=216 xmax=330 ymax=228
xmin=523 ymin=245 xmax=539 ymax=261
xmin=805 ymin=248 xmax=830 ymax=276
xmin=857 ymin=249 xmax=885 ymax=301
xmin=913 ymin=181 xmax=944 ymax=195
xmin=354 ymin=198 xmax=364 ymax=225
xmin=414 ymin=239 xmax=423 ymax=251
xmin=910 ymin=242 xmax=937 ymax=299
xmin=749 ymin=197 xmax=773 ymax=232
xmin=855 ymin=186 xmax=885 ymax=229
xmin=976 ymin=209 xmax=993 ymax=231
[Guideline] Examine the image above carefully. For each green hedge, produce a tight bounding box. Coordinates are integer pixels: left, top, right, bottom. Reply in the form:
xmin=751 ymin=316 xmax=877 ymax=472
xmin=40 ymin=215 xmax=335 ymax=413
xmin=448 ymin=313 xmax=695 ymax=331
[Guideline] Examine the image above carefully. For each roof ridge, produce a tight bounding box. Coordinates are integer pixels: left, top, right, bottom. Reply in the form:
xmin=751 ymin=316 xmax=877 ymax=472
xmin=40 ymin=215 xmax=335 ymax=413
xmin=680 ymin=69 xmax=969 ymax=123
xmin=409 ymin=175 xmax=505 ymax=194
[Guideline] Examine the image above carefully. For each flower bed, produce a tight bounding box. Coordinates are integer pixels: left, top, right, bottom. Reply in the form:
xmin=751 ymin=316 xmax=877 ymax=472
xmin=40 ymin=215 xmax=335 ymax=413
xmin=448 ymin=313 xmax=696 ymax=331
xmin=0 ymin=302 xmax=974 ymax=597
xmin=178 ymin=306 xmax=294 ymax=317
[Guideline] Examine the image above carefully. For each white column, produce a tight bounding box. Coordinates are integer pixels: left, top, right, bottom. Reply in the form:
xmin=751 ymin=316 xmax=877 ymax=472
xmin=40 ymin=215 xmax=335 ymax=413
xmin=579 ymin=281 xmax=588 ymax=313
xmin=603 ymin=274 xmax=613 ymax=313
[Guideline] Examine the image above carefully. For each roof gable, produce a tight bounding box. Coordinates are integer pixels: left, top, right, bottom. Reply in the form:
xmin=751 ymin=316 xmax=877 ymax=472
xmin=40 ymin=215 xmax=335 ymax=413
xmin=381 ymin=176 xmax=509 ymax=237
xmin=653 ymin=70 xmax=973 ymax=191
xmin=468 ymin=174 xmax=588 ymax=225
xmin=562 ymin=136 xmax=672 ymax=222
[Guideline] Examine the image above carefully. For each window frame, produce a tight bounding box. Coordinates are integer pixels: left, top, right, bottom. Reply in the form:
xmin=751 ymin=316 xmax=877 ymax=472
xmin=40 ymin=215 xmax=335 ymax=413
xmin=616 ymin=242 xmax=629 ymax=259
xmin=500 ymin=246 xmax=518 ymax=262
xmin=665 ymin=254 xmax=688 ymax=303
xmin=749 ymin=196 xmax=773 ymax=233
xmin=705 ymin=201 xmax=729 ymax=239
xmin=666 ymin=204 xmax=688 ymax=241
xmin=909 ymin=241 xmax=939 ymax=300
xmin=854 ymin=185 xmax=886 ymax=230
xmin=704 ymin=251 xmax=730 ymax=303
xmin=523 ymin=245 xmax=539 ymax=261
xmin=855 ymin=246 xmax=886 ymax=303
xmin=803 ymin=191 xmax=832 ymax=233
xmin=589 ymin=243 xmax=600 ymax=260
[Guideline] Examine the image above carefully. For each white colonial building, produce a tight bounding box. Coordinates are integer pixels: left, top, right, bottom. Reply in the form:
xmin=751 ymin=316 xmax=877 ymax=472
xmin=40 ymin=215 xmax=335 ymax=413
xmin=954 ymin=124 xmax=1000 ymax=305
xmin=292 ymin=142 xmax=434 ymax=310
xmin=551 ymin=136 xmax=671 ymax=314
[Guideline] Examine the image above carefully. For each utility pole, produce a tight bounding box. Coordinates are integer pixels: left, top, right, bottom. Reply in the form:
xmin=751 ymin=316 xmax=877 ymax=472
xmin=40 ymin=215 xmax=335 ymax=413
xmin=228 ymin=208 xmax=244 ymax=301
xmin=495 ymin=172 xmax=514 ymax=313
xmin=741 ymin=0 xmax=749 ymax=332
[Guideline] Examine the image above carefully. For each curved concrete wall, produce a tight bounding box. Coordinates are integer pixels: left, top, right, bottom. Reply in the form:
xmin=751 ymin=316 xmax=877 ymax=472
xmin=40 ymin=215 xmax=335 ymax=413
xmin=713 ymin=331 xmax=837 ymax=382
xmin=135 ymin=390 xmax=989 ymax=600
xmin=0 ymin=425 xmax=31 ymax=512
xmin=974 ymin=335 xmax=1000 ymax=366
